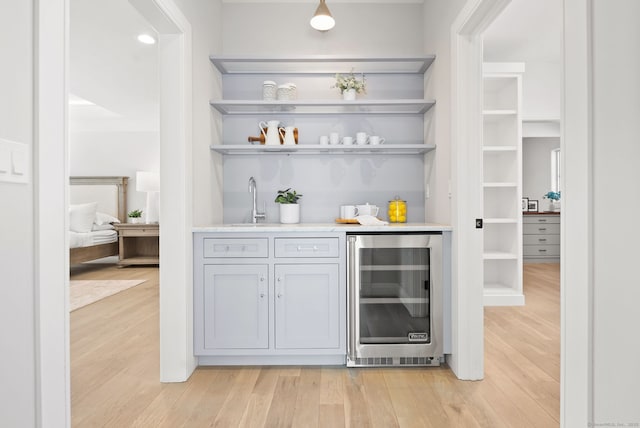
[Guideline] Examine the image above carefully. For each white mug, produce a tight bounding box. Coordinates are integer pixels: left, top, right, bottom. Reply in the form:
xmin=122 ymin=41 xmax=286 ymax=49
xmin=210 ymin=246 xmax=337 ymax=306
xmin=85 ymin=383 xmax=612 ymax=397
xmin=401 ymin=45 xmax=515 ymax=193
xmin=356 ymin=203 xmax=379 ymax=216
xmin=369 ymin=136 xmax=385 ymax=145
xmin=356 ymin=132 xmax=368 ymax=145
xmin=319 ymin=135 xmax=329 ymax=145
xmin=329 ymin=132 xmax=340 ymax=145
xmin=342 ymin=136 xmax=354 ymax=146
xmin=340 ymin=205 xmax=358 ymax=219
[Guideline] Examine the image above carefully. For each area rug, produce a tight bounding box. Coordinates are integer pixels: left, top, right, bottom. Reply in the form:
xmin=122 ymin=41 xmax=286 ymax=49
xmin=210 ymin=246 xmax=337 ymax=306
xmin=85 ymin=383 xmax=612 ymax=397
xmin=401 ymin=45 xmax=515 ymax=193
xmin=69 ymin=279 xmax=146 ymax=311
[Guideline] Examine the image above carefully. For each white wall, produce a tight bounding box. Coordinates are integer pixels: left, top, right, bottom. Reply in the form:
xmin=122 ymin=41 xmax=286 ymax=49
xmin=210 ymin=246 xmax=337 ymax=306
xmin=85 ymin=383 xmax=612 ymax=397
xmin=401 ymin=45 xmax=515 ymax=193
xmin=521 ymin=61 xmax=560 ymax=119
xmin=0 ymin=1 xmax=37 ymax=426
xmin=70 ymin=131 xmax=159 ymax=213
xmin=174 ymin=0 xmax=223 ymax=227
xmin=590 ymin=0 xmax=640 ymax=422
xmin=522 ymin=137 xmax=560 ymax=207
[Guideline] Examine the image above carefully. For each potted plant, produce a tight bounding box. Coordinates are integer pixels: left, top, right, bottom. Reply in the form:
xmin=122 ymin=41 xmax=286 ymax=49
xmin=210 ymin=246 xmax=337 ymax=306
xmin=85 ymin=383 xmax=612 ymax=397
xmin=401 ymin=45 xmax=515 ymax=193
xmin=274 ymin=188 xmax=302 ymax=224
xmin=543 ymin=191 xmax=561 ymax=212
xmin=127 ymin=209 xmax=143 ymax=224
xmin=333 ymin=69 xmax=366 ymax=100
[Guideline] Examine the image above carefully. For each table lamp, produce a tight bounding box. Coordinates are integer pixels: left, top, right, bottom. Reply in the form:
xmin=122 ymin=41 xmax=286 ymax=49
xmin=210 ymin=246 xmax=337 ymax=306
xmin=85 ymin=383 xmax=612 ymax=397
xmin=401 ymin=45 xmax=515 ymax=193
xmin=136 ymin=171 xmax=160 ymax=223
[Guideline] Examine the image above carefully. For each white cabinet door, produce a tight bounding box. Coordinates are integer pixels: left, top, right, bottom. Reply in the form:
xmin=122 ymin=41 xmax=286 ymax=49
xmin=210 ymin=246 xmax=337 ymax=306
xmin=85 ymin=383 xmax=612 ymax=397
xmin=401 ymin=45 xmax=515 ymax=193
xmin=203 ymin=264 xmax=269 ymax=349
xmin=274 ymin=264 xmax=340 ymax=350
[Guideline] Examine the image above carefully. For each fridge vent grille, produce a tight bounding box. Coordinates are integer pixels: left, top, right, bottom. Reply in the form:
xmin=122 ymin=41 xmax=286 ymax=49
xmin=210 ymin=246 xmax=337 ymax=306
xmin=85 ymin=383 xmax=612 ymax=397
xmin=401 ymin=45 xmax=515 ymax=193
xmin=352 ymin=357 xmax=440 ymax=367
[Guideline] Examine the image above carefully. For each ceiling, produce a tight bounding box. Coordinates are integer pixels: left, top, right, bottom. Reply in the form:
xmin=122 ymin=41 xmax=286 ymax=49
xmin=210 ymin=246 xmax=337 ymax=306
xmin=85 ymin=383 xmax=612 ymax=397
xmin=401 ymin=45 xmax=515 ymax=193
xmin=483 ymin=0 xmax=562 ymax=63
xmin=69 ymin=0 xmax=158 ymax=132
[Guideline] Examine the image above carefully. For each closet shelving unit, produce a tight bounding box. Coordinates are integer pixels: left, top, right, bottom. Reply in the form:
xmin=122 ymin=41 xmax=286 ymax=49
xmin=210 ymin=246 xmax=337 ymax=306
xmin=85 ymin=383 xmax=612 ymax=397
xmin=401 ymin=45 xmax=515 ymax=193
xmin=482 ymin=63 xmax=525 ymax=306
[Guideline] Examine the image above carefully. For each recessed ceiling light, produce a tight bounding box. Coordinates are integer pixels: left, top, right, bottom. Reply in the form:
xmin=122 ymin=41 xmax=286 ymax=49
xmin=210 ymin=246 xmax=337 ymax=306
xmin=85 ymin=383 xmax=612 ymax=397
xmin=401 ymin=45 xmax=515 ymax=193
xmin=137 ymin=34 xmax=156 ymax=45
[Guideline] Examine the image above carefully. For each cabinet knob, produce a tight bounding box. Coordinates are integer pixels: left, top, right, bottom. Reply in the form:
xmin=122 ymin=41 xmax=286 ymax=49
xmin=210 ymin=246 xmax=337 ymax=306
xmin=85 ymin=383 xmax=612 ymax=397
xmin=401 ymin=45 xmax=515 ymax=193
xmin=277 ymin=292 xmax=283 ymax=298
xmin=225 ymin=245 xmax=230 ymax=252
xmin=260 ymin=293 xmax=265 ymax=298
xmin=260 ymin=276 xmax=265 ymax=282
xmin=241 ymin=245 xmax=246 ymax=251
xmin=277 ymin=277 xmax=282 ymax=282
xmin=297 ymin=245 xmax=302 ymax=251
xmin=313 ymin=246 xmax=318 ymax=251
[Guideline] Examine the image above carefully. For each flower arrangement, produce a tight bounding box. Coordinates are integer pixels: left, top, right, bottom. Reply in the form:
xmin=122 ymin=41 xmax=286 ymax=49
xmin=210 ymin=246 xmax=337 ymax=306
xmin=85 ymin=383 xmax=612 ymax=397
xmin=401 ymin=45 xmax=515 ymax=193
xmin=333 ymin=69 xmax=366 ymax=94
xmin=543 ymin=191 xmax=561 ymax=201
xmin=128 ymin=209 xmax=143 ymax=218
xmin=274 ymin=188 xmax=303 ymax=204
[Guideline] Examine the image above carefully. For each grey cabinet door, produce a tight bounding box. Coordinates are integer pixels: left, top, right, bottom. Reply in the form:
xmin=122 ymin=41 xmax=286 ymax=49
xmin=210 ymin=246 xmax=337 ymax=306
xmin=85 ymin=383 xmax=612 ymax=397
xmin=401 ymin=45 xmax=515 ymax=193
xmin=203 ymin=264 xmax=269 ymax=349
xmin=274 ymin=264 xmax=340 ymax=350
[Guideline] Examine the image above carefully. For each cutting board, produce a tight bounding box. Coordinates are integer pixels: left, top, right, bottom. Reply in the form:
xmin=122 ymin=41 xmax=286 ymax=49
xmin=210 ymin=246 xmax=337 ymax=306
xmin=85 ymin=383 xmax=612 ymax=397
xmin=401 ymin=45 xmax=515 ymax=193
xmin=335 ymin=218 xmax=359 ymax=224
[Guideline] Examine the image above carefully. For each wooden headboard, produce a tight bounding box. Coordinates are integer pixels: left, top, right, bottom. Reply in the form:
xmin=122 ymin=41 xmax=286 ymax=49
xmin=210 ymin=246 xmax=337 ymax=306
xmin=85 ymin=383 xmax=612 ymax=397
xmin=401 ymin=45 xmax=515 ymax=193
xmin=69 ymin=176 xmax=129 ymax=221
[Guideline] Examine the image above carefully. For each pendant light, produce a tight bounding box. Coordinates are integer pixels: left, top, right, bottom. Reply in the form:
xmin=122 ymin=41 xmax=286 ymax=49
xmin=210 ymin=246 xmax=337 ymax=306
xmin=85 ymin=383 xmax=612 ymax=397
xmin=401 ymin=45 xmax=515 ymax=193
xmin=310 ymin=0 xmax=335 ymax=32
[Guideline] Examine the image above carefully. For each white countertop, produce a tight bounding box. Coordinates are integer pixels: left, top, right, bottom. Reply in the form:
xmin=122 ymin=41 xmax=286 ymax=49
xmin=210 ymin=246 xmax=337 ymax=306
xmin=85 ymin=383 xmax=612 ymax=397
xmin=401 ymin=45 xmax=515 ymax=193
xmin=193 ymin=222 xmax=452 ymax=233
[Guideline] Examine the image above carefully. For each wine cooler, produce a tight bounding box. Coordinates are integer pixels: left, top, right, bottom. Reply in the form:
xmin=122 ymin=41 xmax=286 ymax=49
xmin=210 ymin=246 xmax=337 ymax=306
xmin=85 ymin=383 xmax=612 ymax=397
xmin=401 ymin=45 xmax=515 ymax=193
xmin=347 ymin=233 xmax=444 ymax=367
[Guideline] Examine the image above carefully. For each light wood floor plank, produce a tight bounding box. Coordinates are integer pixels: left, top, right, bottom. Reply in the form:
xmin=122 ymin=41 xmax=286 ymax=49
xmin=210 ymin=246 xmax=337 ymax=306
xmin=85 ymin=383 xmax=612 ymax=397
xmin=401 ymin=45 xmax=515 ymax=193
xmin=70 ymin=262 xmax=560 ymax=427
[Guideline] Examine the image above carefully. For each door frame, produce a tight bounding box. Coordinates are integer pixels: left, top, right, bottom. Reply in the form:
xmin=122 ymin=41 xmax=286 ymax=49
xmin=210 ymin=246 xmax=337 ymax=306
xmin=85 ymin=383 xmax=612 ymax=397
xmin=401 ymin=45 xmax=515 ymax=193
xmin=36 ymin=0 xmax=194 ymax=425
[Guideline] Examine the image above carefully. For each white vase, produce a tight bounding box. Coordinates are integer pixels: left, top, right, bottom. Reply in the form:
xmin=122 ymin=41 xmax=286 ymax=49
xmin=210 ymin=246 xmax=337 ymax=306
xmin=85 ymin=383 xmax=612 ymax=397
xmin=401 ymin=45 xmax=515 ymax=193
xmin=128 ymin=217 xmax=142 ymax=224
xmin=279 ymin=204 xmax=300 ymax=224
xmin=342 ymin=89 xmax=356 ymax=101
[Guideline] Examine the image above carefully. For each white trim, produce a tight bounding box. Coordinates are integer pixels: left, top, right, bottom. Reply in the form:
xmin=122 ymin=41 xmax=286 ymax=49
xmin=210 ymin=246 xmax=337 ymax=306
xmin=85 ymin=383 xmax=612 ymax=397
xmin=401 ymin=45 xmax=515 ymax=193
xmin=35 ymin=0 xmax=70 ymax=426
xmin=449 ymin=0 xmax=510 ymax=380
xmin=561 ymin=0 xmax=592 ymax=424
xmin=130 ymin=0 xmax=196 ymax=382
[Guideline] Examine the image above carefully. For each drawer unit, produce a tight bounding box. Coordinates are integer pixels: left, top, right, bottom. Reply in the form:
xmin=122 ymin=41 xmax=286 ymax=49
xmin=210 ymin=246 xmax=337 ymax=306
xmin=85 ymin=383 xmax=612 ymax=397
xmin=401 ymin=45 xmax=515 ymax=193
xmin=203 ymin=238 xmax=268 ymax=258
xmin=274 ymin=237 xmax=340 ymax=258
xmin=523 ymin=214 xmax=560 ymax=263
xmin=117 ymin=226 xmax=159 ymax=237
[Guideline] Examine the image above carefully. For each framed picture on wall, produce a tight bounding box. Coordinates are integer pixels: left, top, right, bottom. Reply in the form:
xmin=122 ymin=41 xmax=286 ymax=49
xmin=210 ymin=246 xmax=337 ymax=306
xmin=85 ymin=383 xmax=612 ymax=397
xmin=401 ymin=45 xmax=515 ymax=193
xmin=528 ymin=200 xmax=539 ymax=212
xmin=522 ymin=197 xmax=529 ymax=212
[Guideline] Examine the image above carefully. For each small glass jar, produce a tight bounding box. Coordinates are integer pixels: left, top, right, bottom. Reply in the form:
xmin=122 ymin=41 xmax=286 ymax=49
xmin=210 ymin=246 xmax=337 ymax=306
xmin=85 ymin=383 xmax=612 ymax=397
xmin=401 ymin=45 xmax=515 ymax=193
xmin=387 ymin=196 xmax=407 ymax=223
xmin=262 ymin=80 xmax=277 ymax=101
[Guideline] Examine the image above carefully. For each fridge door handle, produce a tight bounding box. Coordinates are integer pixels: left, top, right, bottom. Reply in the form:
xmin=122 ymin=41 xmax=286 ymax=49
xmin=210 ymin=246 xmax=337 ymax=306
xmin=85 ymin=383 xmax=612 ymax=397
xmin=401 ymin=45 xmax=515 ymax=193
xmin=347 ymin=235 xmax=358 ymax=363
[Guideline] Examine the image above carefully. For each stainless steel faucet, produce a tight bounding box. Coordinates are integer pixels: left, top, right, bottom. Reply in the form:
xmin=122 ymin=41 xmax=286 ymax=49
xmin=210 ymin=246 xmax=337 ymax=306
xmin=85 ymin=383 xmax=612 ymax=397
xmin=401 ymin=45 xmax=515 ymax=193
xmin=248 ymin=176 xmax=266 ymax=223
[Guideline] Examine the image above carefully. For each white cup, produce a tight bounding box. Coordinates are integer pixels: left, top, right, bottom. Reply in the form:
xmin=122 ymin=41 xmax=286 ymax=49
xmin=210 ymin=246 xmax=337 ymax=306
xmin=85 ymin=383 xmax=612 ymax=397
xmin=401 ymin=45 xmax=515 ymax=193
xmin=356 ymin=203 xmax=379 ymax=216
xmin=340 ymin=205 xmax=358 ymax=219
xmin=319 ymin=135 xmax=329 ymax=145
xmin=356 ymin=132 xmax=368 ymax=145
xmin=369 ymin=136 xmax=385 ymax=145
xmin=342 ymin=136 xmax=354 ymax=146
xmin=329 ymin=132 xmax=340 ymax=145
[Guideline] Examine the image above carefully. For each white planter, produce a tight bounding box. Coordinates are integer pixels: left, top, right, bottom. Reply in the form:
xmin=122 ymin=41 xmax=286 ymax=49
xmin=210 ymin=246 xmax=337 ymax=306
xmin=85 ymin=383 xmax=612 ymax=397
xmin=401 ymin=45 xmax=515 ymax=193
xmin=279 ymin=204 xmax=300 ymax=224
xmin=128 ymin=217 xmax=143 ymax=224
xmin=342 ymin=89 xmax=356 ymax=101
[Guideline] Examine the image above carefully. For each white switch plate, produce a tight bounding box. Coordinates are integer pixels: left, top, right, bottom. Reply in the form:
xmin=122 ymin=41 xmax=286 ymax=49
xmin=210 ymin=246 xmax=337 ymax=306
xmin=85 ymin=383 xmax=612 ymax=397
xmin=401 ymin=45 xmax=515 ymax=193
xmin=0 ymin=138 xmax=29 ymax=184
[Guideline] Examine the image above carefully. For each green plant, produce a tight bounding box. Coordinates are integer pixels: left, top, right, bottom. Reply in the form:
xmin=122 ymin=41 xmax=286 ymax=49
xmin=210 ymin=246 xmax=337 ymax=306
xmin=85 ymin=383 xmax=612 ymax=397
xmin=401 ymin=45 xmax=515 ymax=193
xmin=543 ymin=191 xmax=561 ymax=201
xmin=333 ymin=69 xmax=366 ymax=94
xmin=128 ymin=209 xmax=143 ymax=218
xmin=274 ymin=188 xmax=302 ymax=204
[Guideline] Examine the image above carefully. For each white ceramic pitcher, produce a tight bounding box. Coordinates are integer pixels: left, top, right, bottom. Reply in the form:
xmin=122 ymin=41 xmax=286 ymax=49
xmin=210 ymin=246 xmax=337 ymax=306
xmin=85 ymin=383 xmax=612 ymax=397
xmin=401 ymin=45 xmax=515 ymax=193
xmin=259 ymin=120 xmax=281 ymax=145
xmin=279 ymin=126 xmax=296 ymax=146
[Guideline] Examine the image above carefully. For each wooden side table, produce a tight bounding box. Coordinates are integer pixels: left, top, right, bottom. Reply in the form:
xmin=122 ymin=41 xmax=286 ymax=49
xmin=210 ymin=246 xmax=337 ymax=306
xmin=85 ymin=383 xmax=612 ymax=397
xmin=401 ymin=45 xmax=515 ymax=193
xmin=113 ymin=223 xmax=159 ymax=267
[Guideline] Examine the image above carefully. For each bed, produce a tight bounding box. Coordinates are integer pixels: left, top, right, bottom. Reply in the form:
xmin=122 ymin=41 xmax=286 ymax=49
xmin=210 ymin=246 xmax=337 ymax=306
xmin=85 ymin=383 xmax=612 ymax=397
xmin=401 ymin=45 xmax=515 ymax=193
xmin=69 ymin=176 xmax=128 ymax=265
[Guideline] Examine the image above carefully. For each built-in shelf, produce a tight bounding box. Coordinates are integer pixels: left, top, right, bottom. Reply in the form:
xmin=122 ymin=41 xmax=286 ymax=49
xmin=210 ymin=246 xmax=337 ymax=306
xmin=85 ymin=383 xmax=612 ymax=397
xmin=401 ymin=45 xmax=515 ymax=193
xmin=209 ymin=99 xmax=435 ymax=115
xmin=483 ymin=252 xmax=518 ymax=260
xmin=484 ymin=218 xmax=518 ymax=224
xmin=483 ymin=182 xmax=518 ymax=188
xmin=483 ymin=145 xmax=517 ymax=152
xmin=209 ymin=55 xmax=436 ymax=75
xmin=483 ymin=109 xmax=518 ymax=116
xmin=210 ymin=144 xmax=436 ymax=156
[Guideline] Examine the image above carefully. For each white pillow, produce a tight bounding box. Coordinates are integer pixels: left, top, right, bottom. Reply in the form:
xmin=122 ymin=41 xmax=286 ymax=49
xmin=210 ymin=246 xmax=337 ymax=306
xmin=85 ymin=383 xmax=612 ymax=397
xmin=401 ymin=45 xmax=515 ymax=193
xmin=69 ymin=202 xmax=98 ymax=233
xmin=95 ymin=211 xmax=120 ymax=225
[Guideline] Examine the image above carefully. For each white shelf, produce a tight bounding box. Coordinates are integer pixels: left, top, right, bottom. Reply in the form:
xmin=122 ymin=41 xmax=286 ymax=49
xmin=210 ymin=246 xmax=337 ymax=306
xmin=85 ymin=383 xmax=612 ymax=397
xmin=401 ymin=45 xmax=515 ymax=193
xmin=483 ymin=182 xmax=518 ymax=188
xmin=209 ymin=55 xmax=436 ymax=75
xmin=483 ymin=109 xmax=517 ymax=116
xmin=210 ymin=144 xmax=436 ymax=156
xmin=483 ymin=252 xmax=518 ymax=260
xmin=484 ymin=218 xmax=518 ymax=224
xmin=483 ymin=284 xmax=525 ymax=306
xmin=483 ymin=145 xmax=517 ymax=152
xmin=209 ymin=99 xmax=435 ymax=115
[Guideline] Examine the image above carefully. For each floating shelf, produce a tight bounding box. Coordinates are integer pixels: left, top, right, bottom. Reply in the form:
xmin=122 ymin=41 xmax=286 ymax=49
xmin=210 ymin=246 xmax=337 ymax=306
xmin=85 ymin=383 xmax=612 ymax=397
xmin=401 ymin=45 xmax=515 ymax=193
xmin=483 ymin=182 xmax=518 ymax=188
xmin=209 ymin=55 xmax=436 ymax=75
xmin=483 ymin=251 xmax=518 ymax=260
xmin=483 ymin=145 xmax=518 ymax=152
xmin=210 ymin=144 xmax=436 ymax=156
xmin=209 ymin=99 xmax=435 ymax=115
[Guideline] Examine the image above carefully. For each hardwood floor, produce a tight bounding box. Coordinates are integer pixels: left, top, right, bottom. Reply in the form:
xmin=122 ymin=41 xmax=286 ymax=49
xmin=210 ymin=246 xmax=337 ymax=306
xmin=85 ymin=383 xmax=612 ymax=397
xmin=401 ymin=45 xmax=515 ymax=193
xmin=70 ymin=262 xmax=560 ymax=427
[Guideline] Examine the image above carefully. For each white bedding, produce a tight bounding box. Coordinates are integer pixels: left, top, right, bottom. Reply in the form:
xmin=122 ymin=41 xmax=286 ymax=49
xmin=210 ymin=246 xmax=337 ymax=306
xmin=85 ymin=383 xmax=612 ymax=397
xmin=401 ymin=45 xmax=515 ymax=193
xmin=69 ymin=230 xmax=117 ymax=249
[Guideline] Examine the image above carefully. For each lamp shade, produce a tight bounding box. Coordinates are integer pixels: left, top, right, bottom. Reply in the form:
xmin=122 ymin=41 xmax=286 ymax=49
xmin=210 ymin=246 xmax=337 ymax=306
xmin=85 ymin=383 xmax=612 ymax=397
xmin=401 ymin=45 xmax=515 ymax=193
xmin=136 ymin=171 xmax=160 ymax=192
xmin=310 ymin=0 xmax=335 ymax=32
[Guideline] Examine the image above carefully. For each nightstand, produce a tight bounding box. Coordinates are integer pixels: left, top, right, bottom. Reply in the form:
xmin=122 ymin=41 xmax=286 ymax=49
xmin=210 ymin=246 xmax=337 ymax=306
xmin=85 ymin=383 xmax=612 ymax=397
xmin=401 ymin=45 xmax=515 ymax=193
xmin=113 ymin=223 xmax=159 ymax=267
